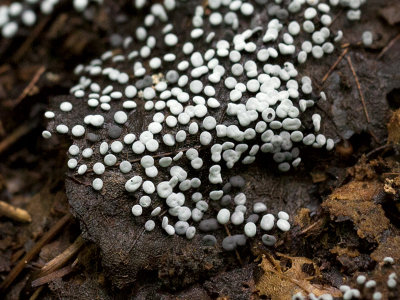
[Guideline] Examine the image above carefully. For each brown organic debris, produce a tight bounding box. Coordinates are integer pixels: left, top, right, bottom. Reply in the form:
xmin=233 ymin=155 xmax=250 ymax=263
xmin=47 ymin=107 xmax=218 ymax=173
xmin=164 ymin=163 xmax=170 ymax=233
xmin=0 ymin=214 xmax=71 ymax=292
xmin=256 ymin=254 xmax=341 ymax=300
xmin=32 ymin=259 xmax=78 ymax=288
xmin=330 ymin=246 xmax=360 ymax=258
xmin=371 ymin=235 xmax=400 ymax=263
xmin=384 ymin=176 xmax=400 ymax=196
xmin=294 ymin=208 xmax=312 ymax=229
xmin=322 ymin=180 xmax=389 ymax=242
xmin=348 ymin=156 xmax=381 ymax=181
xmin=4 ymin=66 xmax=46 ymax=107
xmin=310 ymin=170 xmax=328 ymax=184
xmin=38 ymin=235 xmax=85 ymax=278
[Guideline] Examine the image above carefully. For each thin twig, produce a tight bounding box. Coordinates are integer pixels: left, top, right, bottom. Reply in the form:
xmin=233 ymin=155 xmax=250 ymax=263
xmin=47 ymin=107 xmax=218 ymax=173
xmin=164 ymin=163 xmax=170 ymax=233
xmin=5 ymin=66 xmax=46 ymax=107
xmin=12 ymin=16 xmax=50 ymax=62
xmin=37 ymin=235 xmax=84 ymax=278
xmin=368 ymin=127 xmax=380 ymax=144
xmin=0 ymin=121 xmax=36 ymax=155
xmin=321 ymin=47 xmax=349 ymax=85
xmin=346 ymin=55 xmax=370 ymax=123
xmin=378 ymin=33 xmax=400 ymax=60
xmin=0 ymin=200 xmax=32 ymax=223
xmin=66 ymin=174 xmax=90 ymax=186
xmin=126 ymin=228 xmax=145 ymax=257
xmin=0 ymin=214 xmax=72 ymax=292
xmin=11 ymin=249 xmax=24 ymax=263
xmin=383 ymin=172 xmax=400 ymax=177
xmin=300 ymin=219 xmax=324 ymax=235
xmin=29 ymin=286 xmax=44 ymax=300
xmin=31 ymin=264 xmax=75 ymax=288
xmin=219 ymin=106 xmax=228 ymax=124
xmin=366 ymin=143 xmax=392 ymax=158
xmin=328 ymin=9 xmax=343 ymax=28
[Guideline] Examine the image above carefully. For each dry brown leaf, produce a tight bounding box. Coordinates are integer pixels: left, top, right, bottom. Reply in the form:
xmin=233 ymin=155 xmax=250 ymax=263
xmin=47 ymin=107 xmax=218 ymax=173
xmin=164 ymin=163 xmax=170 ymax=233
xmin=322 ymin=180 xmax=389 ymax=242
xmin=256 ymin=254 xmax=341 ymax=300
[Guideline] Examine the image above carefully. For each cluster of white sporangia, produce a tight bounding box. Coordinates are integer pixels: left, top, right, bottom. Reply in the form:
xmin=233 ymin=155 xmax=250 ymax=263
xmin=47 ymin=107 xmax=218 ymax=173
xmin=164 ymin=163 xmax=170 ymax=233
xmin=0 ymin=0 xmax=104 ymax=38
xmin=42 ymin=0 xmax=367 ymax=256
xmin=293 ymin=257 xmax=398 ymax=300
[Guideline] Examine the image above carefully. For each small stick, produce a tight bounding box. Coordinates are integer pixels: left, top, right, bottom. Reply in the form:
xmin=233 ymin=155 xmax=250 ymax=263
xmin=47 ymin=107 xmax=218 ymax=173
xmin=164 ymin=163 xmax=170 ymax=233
xmin=38 ymin=235 xmax=84 ymax=277
xmin=11 ymin=249 xmax=24 ymax=263
xmin=0 ymin=200 xmax=32 ymax=223
xmin=383 ymin=172 xmax=400 ymax=177
xmin=0 ymin=122 xmax=36 ymax=155
xmin=368 ymin=127 xmax=380 ymax=144
xmin=346 ymin=55 xmax=370 ymax=123
xmin=366 ymin=143 xmax=392 ymax=158
xmin=218 ymin=106 xmax=228 ymax=124
xmin=0 ymin=214 xmax=72 ymax=292
xmin=66 ymin=174 xmax=90 ymax=186
xmin=378 ymin=33 xmax=400 ymax=60
xmin=7 ymin=66 xmax=46 ymax=107
xmin=12 ymin=16 xmax=50 ymax=62
xmin=328 ymin=9 xmax=343 ymax=28
xmin=29 ymin=286 xmax=44 ymax=300
xmin=31 ymin=264 xmax=74 ymax=288
xmin=321 ymin=48 xmax=349 ymax=84
xmin=126 ymin=228 xmax=145 ymax=257
xmin=300 ymin=218 xmax=325 ymax=235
